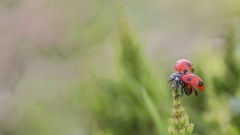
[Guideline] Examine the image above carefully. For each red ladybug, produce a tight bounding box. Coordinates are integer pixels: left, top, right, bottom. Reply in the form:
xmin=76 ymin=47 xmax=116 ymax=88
xmin=182 ymin=73 xmax=204 ymax=91
xmin=174 ymin=59 xmax=193 ymax=74
xmin=168 ymin=73 xmax=204 ymax=97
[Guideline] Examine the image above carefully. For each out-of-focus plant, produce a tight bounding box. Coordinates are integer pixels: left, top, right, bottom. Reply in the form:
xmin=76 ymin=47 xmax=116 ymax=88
xmin=77 ymin=8 xmax=169 ymax=135
xmin=193 ymin=19 xmax=240 ymax=135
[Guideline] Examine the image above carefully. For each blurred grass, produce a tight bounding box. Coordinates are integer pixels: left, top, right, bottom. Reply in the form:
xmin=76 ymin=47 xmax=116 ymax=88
xmin=77 ymin=13 xmax=169 ymax=135
xmin=0 ymin=0 xmax=240 ymax=135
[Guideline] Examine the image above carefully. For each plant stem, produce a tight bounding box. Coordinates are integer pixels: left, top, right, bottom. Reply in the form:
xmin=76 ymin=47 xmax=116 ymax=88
xmin=172 ymin=88 xmax=181 ymax=106
xmin=168 ymin=88 xmax=194 ymax=135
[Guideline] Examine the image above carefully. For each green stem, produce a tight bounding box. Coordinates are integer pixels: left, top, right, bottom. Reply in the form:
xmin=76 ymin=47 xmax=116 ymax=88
xmin=168 ymin=88 xmax=194 ymax=135
xmin=172 ymin=89 xmax=181 ymax=106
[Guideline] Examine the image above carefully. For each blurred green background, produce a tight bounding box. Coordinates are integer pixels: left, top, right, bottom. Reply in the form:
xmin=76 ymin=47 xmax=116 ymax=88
xmin=0 ymin=0 xmax=240 ymax=135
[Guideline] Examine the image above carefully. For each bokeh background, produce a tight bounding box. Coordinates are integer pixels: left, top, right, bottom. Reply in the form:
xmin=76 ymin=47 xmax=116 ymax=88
xmin=0 ymin=0 xmax=240 ymax=135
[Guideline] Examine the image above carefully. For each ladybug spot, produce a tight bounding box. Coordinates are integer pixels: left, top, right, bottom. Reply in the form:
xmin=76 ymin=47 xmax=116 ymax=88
xmin=187 ymin=77 xmax=192 ymax=81
xmin=185 ymin=62 xmax=191 ymax=67
xmin=183 ymin=69 xmax=187 ymax=73
xmin=198 ymin=81 xmax=203 ymax=86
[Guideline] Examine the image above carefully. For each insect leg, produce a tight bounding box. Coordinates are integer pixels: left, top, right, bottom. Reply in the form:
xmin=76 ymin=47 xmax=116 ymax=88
xmin=179 ymin=87 xmax=184 ymax=97
xmin=174 ymin=80 xmax=182 ymax=90
xmin=174 ymin=86 xmax=184 ymax=99
xmin=171 ymin=80 xmax=178 ymax=90
xmin=193 ymin=87 xmax=198 ymax=96
xmin=183 ymin=87 xmax=190 ymax=96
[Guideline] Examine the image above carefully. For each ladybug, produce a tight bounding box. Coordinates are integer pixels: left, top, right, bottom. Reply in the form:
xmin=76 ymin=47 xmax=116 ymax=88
xmin=182 ymin=73 xmax=204 ymax=91
xmin=174 ymin=59 xmax=193 ymax=74
xmin=168 ymin=73 xmax=204 ymax=97
xmin=168 ymin=72 xmax=184 ymax=90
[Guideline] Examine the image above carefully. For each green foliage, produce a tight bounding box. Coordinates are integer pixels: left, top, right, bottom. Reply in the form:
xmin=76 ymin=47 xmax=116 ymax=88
xmin=1 ymin=1 xmax=240 ymax=135
xmin=79 ymin=13 xmax=169 ymax=135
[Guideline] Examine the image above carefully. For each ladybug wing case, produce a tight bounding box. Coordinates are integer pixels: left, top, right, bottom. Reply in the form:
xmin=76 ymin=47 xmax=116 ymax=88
xmin=174 ymin=59 xmax=193 ymax=73
xmin=182 ymin=74 xmax=204 ymax=91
